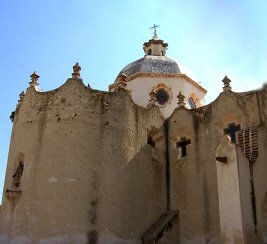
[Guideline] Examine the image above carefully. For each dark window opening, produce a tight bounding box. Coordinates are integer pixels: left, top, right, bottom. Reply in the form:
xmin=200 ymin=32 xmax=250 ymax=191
xmin=188 ymin=97 xmax=196 ymax=109
xmin=177 ymin=137 xmax=191 ymax=157
xmin=148 ymin=49 xmax=152 ymax=55
xmin=224 ymin=122 xmax=241 ymax=143
xmin=156 ymin=89 xmax=169 ymax=105
xmin=147 ymin=136 xmax=155 ymax=148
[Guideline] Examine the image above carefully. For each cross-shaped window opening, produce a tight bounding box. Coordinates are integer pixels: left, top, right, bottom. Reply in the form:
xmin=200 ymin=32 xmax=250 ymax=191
xmin=224 ymin=122 xmax=241 ymax=143
xmin=177 ymin=137 xmax=191 ymax=157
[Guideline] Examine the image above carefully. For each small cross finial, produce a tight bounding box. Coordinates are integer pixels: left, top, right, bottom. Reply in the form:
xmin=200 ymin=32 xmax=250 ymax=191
xmin=177 ymin=91 xmax=185 ymax=107
xmin=150 ymin=24 xmax=160 ymax=38
xmin=222 ymin=76 xmax=232 ymax=92
xmin=72 ymin=63 xmax=81 ymax=79
xmin=29 ymin=71 xmax=40 ymax=87
xmin=148 ymin=89 xmax=157 ymax=107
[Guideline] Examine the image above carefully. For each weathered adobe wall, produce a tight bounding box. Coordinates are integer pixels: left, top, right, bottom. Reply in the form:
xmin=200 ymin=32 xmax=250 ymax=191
xmin=251 ymin=90 xmax=267 ymax=243
xmin=168 ymin=90 xmax=263 ymax=243
xmin=254 ymin=129 xmax=267 ymax=243
xmin=230 ymin=90 xmax=267 ymax=243
xmin=0 ymin=79 xmax=166 ymax=243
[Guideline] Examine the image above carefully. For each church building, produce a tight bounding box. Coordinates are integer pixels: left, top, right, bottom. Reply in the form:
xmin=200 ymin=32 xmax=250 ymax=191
xmin=1 ymin=28 xmax=267 ymax=244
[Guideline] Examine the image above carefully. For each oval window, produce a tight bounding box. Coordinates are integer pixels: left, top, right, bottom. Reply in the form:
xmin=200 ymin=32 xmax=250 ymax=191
xmin=156 ymin=89 xmax=169 ymax=105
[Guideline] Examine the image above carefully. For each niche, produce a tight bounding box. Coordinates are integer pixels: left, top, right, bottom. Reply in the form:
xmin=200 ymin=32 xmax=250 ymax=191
xmin=12 ymin=153 xmax=25 ymax=188
xmin=5 ymin=152 xmax=25 ymax=209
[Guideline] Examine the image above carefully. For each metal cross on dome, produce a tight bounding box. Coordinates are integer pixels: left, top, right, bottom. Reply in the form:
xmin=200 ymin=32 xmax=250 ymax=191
xmin=150 ymin=24 xmax=160 ymax=36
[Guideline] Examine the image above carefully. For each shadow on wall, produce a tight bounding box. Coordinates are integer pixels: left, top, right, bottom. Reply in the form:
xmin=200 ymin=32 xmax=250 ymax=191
xmin=261 ymin=194 xmax=267 ymax=243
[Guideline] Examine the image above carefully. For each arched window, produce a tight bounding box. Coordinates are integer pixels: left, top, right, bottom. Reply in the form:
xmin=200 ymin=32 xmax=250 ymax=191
xmin=148 ymin=49 xmax=152 ymax=55
xmin=188 ymin=97 xmax=196 ymax=109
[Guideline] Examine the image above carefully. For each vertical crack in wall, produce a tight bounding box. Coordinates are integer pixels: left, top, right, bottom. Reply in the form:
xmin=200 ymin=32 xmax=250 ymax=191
xmin=87 ymin=171 xmax=99 ymax=244
xmin=164 ymin=120 xmax=170 ymax=211
xmin=249 ymin=161 xmax=258 ymax=235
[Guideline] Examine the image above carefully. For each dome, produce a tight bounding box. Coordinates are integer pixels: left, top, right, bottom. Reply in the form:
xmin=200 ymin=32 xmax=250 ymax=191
xmin=118 ymin=56 xmax=179 ymax=77
xmin=114 ymin=32 xmax=200 ymax=83
xmin=115 ymin=55 xmax=199 ymax=83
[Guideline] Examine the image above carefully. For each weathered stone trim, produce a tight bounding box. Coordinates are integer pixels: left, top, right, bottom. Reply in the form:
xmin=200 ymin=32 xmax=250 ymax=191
xmin=109 ymin=73 xmax=207 ymax=94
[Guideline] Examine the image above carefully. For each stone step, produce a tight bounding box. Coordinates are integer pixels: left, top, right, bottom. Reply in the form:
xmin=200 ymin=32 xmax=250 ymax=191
xmin=142 ymin=210 xmax=178 ymax=244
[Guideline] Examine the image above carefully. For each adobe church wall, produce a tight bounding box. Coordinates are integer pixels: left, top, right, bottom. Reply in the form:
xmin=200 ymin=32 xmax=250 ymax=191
xmin=0 ymin=79 xmax=166 ymax=243
xmin=253 ymin=130 xmax=267 ymax=242
xmin=168 ymin=90 xmax=263 ymax=243
xmin=235 ymin=90 xmax=267 ymax=243
xmin=252 ymin=112 xmax=267 ymax=241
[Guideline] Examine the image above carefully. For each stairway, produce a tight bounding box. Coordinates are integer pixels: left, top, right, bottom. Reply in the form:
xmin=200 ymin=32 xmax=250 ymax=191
xmin=142 ymin=210 xmax=178 ymax=244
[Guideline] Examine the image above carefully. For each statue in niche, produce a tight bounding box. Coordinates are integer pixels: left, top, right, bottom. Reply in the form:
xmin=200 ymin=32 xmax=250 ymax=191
xmin=12 ymin=161 xmax=24 ymax=188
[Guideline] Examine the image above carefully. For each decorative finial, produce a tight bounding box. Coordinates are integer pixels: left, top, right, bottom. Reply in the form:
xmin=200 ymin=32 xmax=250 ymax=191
xmin=117 ymin=72 xmax=127 ymax=82
xmin=29 ymin=71 xmax=40 ymax=87
xmin=222 ymin=76 xmax=232 ymax=92
xmin=150 ymin=24 xmax=160 ymax=39
xmin=72 ymin=63 xmax=81 ymax=79
xmin=118 ymin=81 xmax=127 ymax=89
xmin=17 ymin=91 xmax=25 ymax=109
xmin=177 ymin=91 xmax=185 ymax=107
xmin=148 ymin=89 xmax=157 ymax=107
xmin=115 ymin=72 xmax=127 ymax=90
xmin=19 ymin=91 xmax=25 ymax=102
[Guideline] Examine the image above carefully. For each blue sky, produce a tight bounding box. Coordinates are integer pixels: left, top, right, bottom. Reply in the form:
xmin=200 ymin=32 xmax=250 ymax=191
xmin=0 ymin=0 xmax=267 ymax=197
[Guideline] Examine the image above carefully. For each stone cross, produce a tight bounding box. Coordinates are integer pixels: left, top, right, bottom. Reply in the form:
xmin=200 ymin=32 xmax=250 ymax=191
xmin=222 ymin=76 xmax=232 ymax=92
xmin=177 ymin=91 xmax=185 ymax=107
xmin=150 ymin=24 xmax=160 ymax=37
